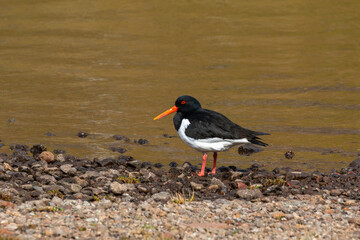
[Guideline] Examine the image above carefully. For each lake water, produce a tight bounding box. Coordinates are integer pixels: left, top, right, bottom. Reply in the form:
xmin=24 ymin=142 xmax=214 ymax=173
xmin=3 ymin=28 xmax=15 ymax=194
xmin=0 ymin=0 xmax=359 ymax=171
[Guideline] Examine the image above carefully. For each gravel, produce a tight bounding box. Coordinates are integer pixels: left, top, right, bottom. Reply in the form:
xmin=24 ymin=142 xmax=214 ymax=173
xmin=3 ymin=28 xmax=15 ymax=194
xmin=1 ymin=195 xmax=360 ymax=239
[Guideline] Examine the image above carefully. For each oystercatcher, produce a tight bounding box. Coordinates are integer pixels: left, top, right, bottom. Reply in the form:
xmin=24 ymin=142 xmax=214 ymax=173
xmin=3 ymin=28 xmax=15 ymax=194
xmin=154 ymin=95 xmax=269 ymax=176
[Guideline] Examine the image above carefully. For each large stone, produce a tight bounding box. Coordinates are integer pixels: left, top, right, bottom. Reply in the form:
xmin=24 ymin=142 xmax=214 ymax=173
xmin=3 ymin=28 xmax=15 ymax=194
xmin=110 ymin=182 xmax=135 ymax=194
xmin=60 ymin=164 xmax=77 ymax=175
xmin=37 ymin=174 xmax=56 ymax=184
xmin=236 ymin=189 xmax=263 ymax=200
xmin=60 ymin=164 xmax=72 ymax=174
xmin=143 ymin=172 xmax=156 ymax=182
xmin=349 ymin=158 xmax=360 ymax=169
xmin=211 ymin=178 xmax=227 ymax=191
xmin=38 ymin=151 xmax=55 ymax=163
xmin=152 ymin=191 xmax=170 ymax=202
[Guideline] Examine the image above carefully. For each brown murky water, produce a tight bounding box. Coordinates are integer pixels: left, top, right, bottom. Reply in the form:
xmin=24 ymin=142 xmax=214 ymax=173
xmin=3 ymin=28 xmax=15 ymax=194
xmin=0 ymin=0 xmax=359 ymax=171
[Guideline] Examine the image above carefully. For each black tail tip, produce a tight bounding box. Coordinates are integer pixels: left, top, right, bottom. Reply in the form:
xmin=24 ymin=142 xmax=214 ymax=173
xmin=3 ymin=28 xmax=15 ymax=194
xmin=249 ymin=138 xmax=268 ymax=147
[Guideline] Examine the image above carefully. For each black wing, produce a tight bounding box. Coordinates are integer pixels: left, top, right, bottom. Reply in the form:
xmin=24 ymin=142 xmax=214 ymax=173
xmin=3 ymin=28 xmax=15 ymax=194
xmin=185 ymin=109 xmax=269 ymax=146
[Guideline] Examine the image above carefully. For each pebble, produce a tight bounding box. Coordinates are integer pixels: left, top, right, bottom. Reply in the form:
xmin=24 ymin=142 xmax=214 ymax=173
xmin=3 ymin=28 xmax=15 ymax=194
xmin=38 ymin=151 xmax=55 ymax=163
xmin=152 ymin=192 xmax=170 ymax=202
xmin=69 ymin=184 xmax=82 ymax=193
xmin=330 ymin=189 xmax=342 ymax=196
xmin=77 ymin=132 xmax=88 ymax=138
xmin=110 ymin=182 xmax=135 ymax=194
xmin=236 ymin=189 xmax=263 ymax=200
xmin=190 ymin=182 xmax=203 ymax=191
xmin=55 ymin=154 xmax=65 ymax=162
xmin=6 ymin=223 xmax=18 ymax=231
xmin=60 ymin=164 xmax=73 ymax=173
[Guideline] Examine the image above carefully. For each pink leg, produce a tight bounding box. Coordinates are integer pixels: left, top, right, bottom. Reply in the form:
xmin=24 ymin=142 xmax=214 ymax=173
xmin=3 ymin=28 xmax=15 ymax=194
xmin=211 ymin=152 xmax=217 ymax=174
xmin=197 ymin=153 xmax=207 ymax=176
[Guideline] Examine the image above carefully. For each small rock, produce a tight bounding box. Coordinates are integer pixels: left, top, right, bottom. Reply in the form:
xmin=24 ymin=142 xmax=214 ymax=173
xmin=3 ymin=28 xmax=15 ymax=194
xmin=55 ymin=154 xmax=65 ymax=162
xmin=272 ymin=211 xmax=286 ymax=219
xmin=10 ymin=144 xmax=29 ymax=152
xmin=272 ymin=167 xmax=280 ymax=174
xmin=44 ymin=229 xmax=54 ymax=236
xmin=330 ymin=189 xmax=342 ymax=196
xmin=190 ymin=182 xmax=203 ymax=191
xmin=3 ymin=162 xmax=13 ymax=171
xmin=73 ymin=176 xmax=88 ymax=187
xmin=21 ymin=184 xmax=33 ymax=190
xmin=345 ymin=200 xmax=356 ymax=206
xmin=208 ymin=185 xmax=219 ymax=191
xmin=113 ymin=135 xmax=130 ymax=142
xmin=324 ymin=209 xmax=335 ymax=214
xmin=110 ymin=182 xmax=135 ymax=194
xmin=136 ymin=138 xmax=149 ymax=145
xmin=152 ymin=191 xmax=170 ymax=202
xmin=349 ymin=158 xmax=360 ymax=168
xmin=38 ymin=174 xmax=56 ymax=184
xmin=5 ymin=223 xmax=18 ymax=231
xmin=231 ymin=172 xmax=244 ymax=180
xmin=137 ymin=185 xmax=149 ymax=193
xmin=99 ymin=198 xmax=112 ymax=209
xmin=140 ymin=162 xmax=153 ymax=169
xmin=349 ymin=218 xmax=360 ymax=226
xmin=77 ymin=132 xmax=88 ymax=138
xmin=60 ymin=164 xmax=72 ymax=173
xmin=69 ymin=184 xmax=82 ymax=193
xmin=211 ymin=178 xmax=227 ymax=191
xmin=143 ymin=172 xmax=156 ymax=182
xmin=238 ymin=144 xmax=263 ymax=155
xmin=109 ymin=146 xmax=127 ymax=153
xmin=38 ymin=151 xmax=55 ymax=163
xmin=0 ymin=200 xmax=15 ymax=208
xmin=73 ymin=193 xmax=84 ymax=199
xmin=0 ymin=228 xmax=14 ymax=236
xmin=285 ymin=151 xmax=295 ymax=159
xmin=154 ymin=163 xmax=163 ymax=168
xmin=129 ymin=172 xmax=141 ymax=178
xmin=236 ymin=189 xmax=263 ymax=200
xmin=53 ymin=149 xmax=66 ymax=154
xmin=236 ymin=181 xmax=248 ymax=189
xmin=30 ymin=144 xmax=47 ymax=157
xmin=8 ymin=118 xmax=15 ymax=123
xmin=169 ymin=162 xmax=178 ymax=167
xmin=51 ymin=196 xmax=63 ymax=205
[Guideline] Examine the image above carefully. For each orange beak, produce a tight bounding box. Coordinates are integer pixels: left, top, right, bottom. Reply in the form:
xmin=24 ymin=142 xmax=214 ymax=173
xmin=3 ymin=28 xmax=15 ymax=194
xmin=154 ymin=106 xmax=178 ymax=120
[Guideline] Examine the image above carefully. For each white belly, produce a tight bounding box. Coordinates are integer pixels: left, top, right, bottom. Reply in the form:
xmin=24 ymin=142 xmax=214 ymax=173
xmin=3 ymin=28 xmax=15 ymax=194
xmin=177 ymin=119 xmax=249 ymax=152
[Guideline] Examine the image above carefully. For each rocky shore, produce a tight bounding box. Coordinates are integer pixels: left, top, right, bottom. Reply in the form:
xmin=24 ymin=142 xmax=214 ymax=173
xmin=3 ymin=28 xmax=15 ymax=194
xmin=1 ymin=142 xmax=360 ymax=239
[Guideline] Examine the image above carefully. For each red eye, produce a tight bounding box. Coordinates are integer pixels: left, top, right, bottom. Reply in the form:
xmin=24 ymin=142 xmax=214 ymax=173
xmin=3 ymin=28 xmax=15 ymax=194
xmin=181 ymin=101 xmax=186 ymax=104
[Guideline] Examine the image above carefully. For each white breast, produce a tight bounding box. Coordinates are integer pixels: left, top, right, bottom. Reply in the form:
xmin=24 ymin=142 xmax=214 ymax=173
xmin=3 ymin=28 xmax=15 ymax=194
xmin=177 ymin=118 xmax=249 ymax=152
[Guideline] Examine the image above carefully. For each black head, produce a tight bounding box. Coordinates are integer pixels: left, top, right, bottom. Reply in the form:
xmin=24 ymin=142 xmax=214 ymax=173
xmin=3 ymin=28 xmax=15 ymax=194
xmin=154 ymin=95 xmax=202 ymax=120
xmin=175 ymin=95 xmax=202 ymax=114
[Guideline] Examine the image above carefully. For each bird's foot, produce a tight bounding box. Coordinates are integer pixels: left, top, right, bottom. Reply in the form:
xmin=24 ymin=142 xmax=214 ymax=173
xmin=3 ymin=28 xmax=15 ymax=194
xmin=194 ymin=170 xmax=206 ymax=177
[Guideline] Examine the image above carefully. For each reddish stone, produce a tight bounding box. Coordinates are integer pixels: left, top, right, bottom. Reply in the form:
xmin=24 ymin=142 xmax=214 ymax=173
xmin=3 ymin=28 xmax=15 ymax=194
xmin=0 ymin=200 xmax=15 ymax=208
xmin=237 ymin=182 xmax=248 ymax=189
xmin=0 ymin=228 xmax=14 ymax=236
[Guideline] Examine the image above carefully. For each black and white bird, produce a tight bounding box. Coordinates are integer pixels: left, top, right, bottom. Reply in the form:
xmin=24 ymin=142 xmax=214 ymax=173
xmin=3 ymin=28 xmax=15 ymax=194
xmin=154 ymin=95 xmax=269 ymax=176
